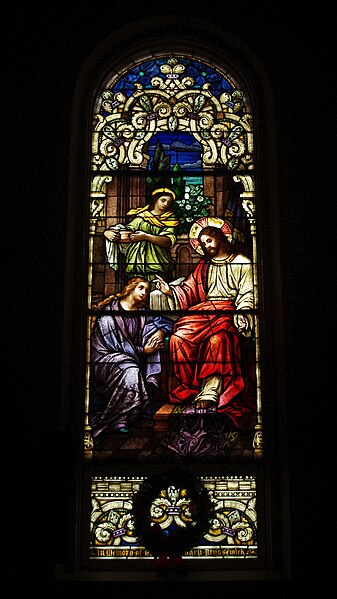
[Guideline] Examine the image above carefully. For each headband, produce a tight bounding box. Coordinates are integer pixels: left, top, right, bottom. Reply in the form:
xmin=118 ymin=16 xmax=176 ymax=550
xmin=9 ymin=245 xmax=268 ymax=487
xmin=151 ymin=187 xmax=176 ymax=200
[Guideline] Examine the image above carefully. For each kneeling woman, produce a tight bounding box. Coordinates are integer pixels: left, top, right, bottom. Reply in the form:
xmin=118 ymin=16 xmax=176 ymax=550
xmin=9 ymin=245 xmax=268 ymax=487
xmin=89 ymin=277 xmax=173 ymax=438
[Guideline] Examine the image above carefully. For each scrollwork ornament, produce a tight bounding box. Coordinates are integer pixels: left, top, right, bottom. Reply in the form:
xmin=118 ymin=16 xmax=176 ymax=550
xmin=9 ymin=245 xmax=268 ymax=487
xmin=90 ymin=196 xmax=104 ymax=218
xmin=242 ymin=198 xmax=255 ymax=218
xmin=127 ymin=139 xmax=146 ymax=166
xmin=181 ymin=76 xmax=194 ymax=88
xmin=173 ymin=101 xmax=191 ymax=118
xmin=155 ymin=101 xmax=172 ymax=118
xmin=211 ymin=122 xmax=228 ymax=139
xmin=151 ymin=76 xmax=166 ymax=90
xmin=131 ymin=112 xmax=148 ymax=130
xmin=92 ymin=154 xmax=105 ymax=169
xmin=204 ymin=505 xmax=256 ymax=546
xmin=92 ymin=507 xmax=137 ymax=546
xmin=228 ymin=139 xmax=245 ymax=157
xmin=117 ymin=122 xmax=135 ymax=140
xmin=198 ymin=113 xmax=214 ymax=130
xmin=253 ymin=428 xmax=263 ymax=450
xmin=202 ymin=138 xmax=218 ymax=165
xmin=84 ymin=430 xmax=94 ymax=451
xmin=93 ymin=56 xmax=254 ymax=170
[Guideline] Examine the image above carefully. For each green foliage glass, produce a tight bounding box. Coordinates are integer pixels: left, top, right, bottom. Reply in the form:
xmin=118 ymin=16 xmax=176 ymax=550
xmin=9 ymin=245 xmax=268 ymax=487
xmin=174 ymin=184 xmax=212 ymax=235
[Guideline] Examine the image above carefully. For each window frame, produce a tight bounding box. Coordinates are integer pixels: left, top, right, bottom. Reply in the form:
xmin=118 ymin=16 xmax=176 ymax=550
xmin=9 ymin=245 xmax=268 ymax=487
xmin=60 ymin=16 xmax=289 ymax=581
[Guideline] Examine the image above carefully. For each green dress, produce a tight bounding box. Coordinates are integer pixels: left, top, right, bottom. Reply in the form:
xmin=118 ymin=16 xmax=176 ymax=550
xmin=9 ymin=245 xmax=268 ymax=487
xmin=105 ymin=207 xmax=179 ymax=283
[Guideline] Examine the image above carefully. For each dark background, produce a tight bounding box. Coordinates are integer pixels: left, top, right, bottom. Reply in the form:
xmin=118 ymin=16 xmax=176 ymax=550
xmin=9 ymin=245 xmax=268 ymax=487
xmin=5 ymin=1 xmax=334 ymax=595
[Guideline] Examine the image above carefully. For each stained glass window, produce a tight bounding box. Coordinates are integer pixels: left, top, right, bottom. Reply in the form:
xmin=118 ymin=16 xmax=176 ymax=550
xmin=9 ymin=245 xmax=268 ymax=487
xmin=62 ymin=30 xmax=288 ymax=578
xmin=80 ymin=53 xmax=263 ymax=568
xmin=86 ymin=54 xmax=259 ymax=453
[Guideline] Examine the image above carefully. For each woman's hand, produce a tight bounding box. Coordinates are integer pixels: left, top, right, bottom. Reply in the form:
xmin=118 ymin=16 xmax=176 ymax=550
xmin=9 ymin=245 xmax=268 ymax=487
xmin=104 ymin=229 xmax=121 ymax=241
xmin=144 ymin=330 xmax=165 ymax=354
xmin=147 ymin=330 xmax=165 ymax=346
xmin=129 ymin=231 xmax=172 ymax=248
xmin=129 ymin=230 xmax=147 ymax=241
xmin=153 ymin=274 xmax=173 ymax=296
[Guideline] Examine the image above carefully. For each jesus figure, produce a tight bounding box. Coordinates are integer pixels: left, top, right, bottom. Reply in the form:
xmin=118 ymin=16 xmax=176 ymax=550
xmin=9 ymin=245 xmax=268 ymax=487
xmin=154 ymin=221 xmax=256 ymax=430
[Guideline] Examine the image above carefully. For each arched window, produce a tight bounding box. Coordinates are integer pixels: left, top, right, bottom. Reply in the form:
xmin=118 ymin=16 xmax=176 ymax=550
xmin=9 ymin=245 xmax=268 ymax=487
xmin=61 ymin=17 xmax=289 ymax=580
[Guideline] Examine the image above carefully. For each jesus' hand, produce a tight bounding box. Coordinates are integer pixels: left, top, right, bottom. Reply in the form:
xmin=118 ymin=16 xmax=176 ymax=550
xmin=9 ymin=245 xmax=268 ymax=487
xmin=236 ymin=314 xmax=249 ymax=333
xmin=153 ymin=274 xmax=173 ymax=296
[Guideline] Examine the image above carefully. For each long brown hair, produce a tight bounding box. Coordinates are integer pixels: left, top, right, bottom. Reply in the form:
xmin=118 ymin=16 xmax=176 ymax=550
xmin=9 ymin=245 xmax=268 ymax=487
xmin=116 ymin=277 xmax=151 ymax=306
xmin=91 ymin=277 xmax=150 ymax=329
xmin=197 ymin=225 xmax=233 ymax=257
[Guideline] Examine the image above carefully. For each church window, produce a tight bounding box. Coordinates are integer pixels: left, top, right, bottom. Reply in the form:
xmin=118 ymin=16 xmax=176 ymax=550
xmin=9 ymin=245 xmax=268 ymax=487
xmin=62 ymin=23 xmax=289 ymax=580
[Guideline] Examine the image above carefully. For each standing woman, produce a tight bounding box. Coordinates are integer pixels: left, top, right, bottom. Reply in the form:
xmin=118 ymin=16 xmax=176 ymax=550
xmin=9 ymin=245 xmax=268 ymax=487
xmin=104 ymin=188 xmax=179 ymax=284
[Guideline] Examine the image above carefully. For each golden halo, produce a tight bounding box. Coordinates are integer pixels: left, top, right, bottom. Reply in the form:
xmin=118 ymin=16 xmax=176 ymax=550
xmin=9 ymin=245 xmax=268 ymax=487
xmin=189 ymin=217 xmax=233 ymax=255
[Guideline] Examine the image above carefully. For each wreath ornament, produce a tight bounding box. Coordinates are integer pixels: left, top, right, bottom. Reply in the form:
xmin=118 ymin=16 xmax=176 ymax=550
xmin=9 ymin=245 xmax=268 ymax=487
xmin=132 ymin=469 xmax=212 ymax=570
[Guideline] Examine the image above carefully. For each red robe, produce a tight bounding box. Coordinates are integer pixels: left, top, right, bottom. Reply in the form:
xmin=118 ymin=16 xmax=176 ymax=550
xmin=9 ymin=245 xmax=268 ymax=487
xmin=169 ymin=260 xmax=256 ymax=428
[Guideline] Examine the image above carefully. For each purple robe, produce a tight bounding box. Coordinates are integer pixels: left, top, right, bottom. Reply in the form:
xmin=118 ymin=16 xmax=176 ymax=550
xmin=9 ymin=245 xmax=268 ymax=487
xmin=89 ymin=300 xmax=172 ymax=437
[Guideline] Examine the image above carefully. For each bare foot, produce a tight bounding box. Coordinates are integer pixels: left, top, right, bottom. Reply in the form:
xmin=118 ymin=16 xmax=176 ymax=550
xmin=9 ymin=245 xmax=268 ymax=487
xmin=194 ymin=400 xmax=213 ymax=409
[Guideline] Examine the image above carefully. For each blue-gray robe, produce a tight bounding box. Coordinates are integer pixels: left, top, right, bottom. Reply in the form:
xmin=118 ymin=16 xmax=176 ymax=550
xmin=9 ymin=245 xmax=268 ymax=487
xmin=89 ymin=300 xmax=172 ymax=437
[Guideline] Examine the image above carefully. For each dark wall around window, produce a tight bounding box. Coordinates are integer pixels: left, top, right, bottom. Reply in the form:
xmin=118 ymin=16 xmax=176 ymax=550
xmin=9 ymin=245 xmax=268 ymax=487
xmin=5 ymin=2 xmax=333 ymax=594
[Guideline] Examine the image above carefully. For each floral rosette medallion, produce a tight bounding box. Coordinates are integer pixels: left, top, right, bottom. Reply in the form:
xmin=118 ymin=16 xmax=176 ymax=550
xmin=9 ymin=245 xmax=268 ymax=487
xmin=132 ymin=469 xmax=212 ymax=560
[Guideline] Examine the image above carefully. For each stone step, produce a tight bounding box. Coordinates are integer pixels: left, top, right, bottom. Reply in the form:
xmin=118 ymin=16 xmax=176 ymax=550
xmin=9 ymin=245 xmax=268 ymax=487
xmin=153 ymin=403 xmax=175 ymax=432
xmin=153 ymin=403 xmax=218 ymax=432
xmin=153 ymin=402 xmax=256 ymax=435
